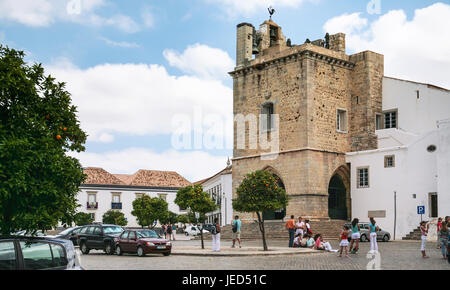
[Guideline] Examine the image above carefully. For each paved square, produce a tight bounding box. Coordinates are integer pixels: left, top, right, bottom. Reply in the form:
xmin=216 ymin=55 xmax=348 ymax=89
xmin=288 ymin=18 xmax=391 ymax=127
xmin=79 ymin=239 xmax=449 ymax=270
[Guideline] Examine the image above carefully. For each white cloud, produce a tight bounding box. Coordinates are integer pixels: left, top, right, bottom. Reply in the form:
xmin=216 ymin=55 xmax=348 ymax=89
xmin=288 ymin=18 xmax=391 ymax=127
xmin=205 ymin=0 xmax=317 ymax=17
xmin=323 ymin=3 xmax=450 ymax=89
xmin=69 ymin=148 xmax=229 ymax=182
xmin=163 ymin=43 xmax=234 ymax=80
xmin=141 ymin=7 xmax=155 ymax=28
xmin=0 ymin=0 xmax=140 ymax=33
xmin=46 ymin=45 xmax=233 ymax=144
xmin=323 ymin=12 xmax=368 ymax=35
xmin=99 ymin=37 xmax=140 ymax=48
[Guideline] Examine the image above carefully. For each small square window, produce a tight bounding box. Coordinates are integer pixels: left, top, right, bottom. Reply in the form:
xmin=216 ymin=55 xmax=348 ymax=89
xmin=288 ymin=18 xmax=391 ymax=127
xmin=384 ymin=110 xmax=397 ymax=129
xmin=384 ymin=155 xmax=395 ymax=168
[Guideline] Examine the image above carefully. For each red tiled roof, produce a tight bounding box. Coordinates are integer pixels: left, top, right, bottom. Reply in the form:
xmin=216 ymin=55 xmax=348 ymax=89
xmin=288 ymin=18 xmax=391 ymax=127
xmin=83 ymin=168 xmax=191 ymax=188
xmin=83 ymin=167 xmax=126 ymax=185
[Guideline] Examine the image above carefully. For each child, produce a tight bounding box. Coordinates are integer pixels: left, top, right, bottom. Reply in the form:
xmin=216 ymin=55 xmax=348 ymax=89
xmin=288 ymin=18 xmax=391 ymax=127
xmin=339 ymin=225 xmax=350 ymax=258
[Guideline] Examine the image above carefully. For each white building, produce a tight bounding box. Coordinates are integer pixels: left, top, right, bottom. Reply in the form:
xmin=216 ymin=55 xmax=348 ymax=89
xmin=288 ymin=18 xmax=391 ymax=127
xmin=196 ymin=162 xmax=233 ymax=227
xmin=346 ymin=77 xmax=450 ymax=240
xmin=77 ymin=167 xmax=191 ymax=228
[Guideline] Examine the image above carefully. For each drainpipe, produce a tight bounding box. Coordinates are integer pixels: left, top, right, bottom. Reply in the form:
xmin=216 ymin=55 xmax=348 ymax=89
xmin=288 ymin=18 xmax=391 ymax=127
xmin=394 ymin=191 xmax=397 ymax=240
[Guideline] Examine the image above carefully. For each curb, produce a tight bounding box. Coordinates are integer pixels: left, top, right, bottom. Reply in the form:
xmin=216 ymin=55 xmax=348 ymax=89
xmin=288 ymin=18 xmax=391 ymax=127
xmin=171 ymin=248 xmax=323 ymax=257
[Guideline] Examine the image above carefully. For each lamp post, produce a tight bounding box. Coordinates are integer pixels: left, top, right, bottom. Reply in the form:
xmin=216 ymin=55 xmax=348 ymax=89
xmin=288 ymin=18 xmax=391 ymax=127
xmin=393 ymin=191 xmax=397 ymax=240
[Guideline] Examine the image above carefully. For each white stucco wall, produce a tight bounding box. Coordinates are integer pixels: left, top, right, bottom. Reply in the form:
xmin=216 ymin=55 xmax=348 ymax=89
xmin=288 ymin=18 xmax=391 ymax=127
xmin=347 ymin=128 xmax=448 ymax=240
xmin=382 ymin=77 xmax=450 ymax=135
xmin=76 ymin=186 xmax=185 ymax=228
xmin=437 ymin=119 xmax=450 ymax=218
xmin=203 ymin=172 xmax=233 ymax=227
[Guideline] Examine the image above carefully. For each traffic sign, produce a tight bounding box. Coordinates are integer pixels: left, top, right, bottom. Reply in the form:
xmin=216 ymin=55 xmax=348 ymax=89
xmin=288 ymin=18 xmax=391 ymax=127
xmin=417 ymin=206 xmax=425 ymax=215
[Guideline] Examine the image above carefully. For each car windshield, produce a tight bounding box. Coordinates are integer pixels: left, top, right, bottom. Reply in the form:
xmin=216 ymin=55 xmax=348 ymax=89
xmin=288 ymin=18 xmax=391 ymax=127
xmin=137 ymin=230 xmax=159 ymax=239
xmin=102 ymin=226 xmax=123 ymax=234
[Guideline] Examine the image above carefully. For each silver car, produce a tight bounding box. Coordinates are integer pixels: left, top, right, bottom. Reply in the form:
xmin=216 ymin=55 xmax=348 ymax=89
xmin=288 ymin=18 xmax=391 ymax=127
xmin=344 ymin=223 xmax=391 ymax=242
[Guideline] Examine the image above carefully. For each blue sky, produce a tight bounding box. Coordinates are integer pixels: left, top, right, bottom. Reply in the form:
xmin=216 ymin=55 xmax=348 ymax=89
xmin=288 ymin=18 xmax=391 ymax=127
xmin=1 ymin=0 xmax=449 ymax=181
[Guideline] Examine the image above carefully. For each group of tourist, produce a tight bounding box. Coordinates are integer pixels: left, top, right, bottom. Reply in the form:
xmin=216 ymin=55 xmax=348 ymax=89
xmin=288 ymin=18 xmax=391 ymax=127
xmin=285 ymin=215 xmax=339 ymax=254
xmin=422 ymin=216 xmax=450 ymax=261
xmin=285 ymin=215 xmax=381 ymax=258
xmin=160 ymin=223 xmax=177 ymax=241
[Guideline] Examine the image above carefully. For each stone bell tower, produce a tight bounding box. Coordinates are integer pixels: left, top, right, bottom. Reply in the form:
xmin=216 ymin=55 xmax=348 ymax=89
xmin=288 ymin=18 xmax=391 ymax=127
xmin=231 ymin=18 xmax=384 ymax=222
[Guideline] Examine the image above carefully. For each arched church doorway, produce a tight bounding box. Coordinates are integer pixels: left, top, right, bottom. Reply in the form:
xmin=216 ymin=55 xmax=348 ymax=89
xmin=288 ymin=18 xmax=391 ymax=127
xmin=262 ymin=173 xmax=286 ymax=221
xmin=328 ymin=174 xmax=348 ymax=220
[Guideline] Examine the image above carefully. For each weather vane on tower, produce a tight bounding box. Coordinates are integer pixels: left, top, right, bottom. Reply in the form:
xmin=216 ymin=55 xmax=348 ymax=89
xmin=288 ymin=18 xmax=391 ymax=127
xmin=268 ymin=6 xmax=275 ymax=20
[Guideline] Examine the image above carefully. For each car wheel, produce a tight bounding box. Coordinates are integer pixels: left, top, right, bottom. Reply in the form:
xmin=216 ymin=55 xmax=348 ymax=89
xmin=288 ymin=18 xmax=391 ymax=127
xmin=137 ymin=246 xmax=145 ymax=257
xmin=360 ymin=234 xmax=368 ymax=242
xmin=81 ymin=242 xmax=90 ymax=255
xmin=163 ymin=252 xmax=171 ymax=256
xmin=105 ymin=242 xmax=114 ymax=255
xmin=116 ymin=245 xmax=122 ymax=256
xmin=185 ymin=232 xmax=189 ymax=236
xmin=383 ymin=235 xmax=389 ymax=242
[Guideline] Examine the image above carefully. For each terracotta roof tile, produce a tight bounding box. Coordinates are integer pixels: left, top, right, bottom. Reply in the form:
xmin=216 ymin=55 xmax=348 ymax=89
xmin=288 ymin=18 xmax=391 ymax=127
xmin=83 ymin=167 xmax=126 ymax=185
xmin=83 ymin=168 xmax=191 ymax=188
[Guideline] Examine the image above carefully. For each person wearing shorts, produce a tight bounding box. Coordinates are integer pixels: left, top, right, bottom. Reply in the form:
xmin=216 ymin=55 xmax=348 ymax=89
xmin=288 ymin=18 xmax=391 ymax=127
xmin=338 ymin=226 xmax=350 ymax=258
xmin=231 ymin=216 xmax=242 ymax=248
xmin=349 ymin=218 xmax=360 ymax=254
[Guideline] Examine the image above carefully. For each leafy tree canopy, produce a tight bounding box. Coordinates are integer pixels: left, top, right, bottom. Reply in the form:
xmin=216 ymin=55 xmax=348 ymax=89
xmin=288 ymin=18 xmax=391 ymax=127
xmin=74 ymin=212 xmax=93 ymax=226
xmin=0 ymin=46 xmax=87 ymax=235
xmin=233 ymin=170 xmax=288 ymax=213
xmin=102 ymin=210 xmax=127 ymax=226
xmin=131 ymin=195 xmax=169 ymax=228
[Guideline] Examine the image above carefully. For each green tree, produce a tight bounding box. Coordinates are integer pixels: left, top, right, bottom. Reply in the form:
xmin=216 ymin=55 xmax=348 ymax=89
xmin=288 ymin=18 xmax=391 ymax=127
xmin=74 ymin=212 xmax=93 ymax=226
xmin=102 ymin=210 xmax=127 ymax=226
xmin=175 ymin=184 xmax=217 ymax=249
xmin=131 ymin=195 xmax=169 ymax=229
xmin=0 ymin=46 xmax=87 ymax=235
xmin=178 ymin=214 xmax=189 ymax=225
xmin=233 ymin=170 xmax=289 ymax=251
xmin=160 ymin=211 xmax=178 ymax=225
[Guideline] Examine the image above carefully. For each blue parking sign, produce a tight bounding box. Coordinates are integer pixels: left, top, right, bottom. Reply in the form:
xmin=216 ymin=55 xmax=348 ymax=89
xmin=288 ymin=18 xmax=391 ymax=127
xmin=417 ymin=206 xmax=425 ymax=215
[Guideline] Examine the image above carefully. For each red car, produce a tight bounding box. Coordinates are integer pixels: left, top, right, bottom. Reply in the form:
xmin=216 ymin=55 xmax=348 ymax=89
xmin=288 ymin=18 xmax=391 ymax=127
xmin=115 ymin=229 xmax=172 ymax=257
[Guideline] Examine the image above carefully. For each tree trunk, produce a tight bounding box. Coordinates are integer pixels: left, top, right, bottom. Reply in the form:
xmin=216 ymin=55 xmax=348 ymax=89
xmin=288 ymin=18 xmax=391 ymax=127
xmin=256 ymin=212 xmax=268 ymax=251
xmin=200 ymin=222 xmax=205 ymax=249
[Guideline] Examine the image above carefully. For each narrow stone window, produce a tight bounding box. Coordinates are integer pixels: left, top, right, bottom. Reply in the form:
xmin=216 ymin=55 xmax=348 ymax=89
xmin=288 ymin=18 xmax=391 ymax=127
xmin=357 ymin=167 xmax=369 ymax=188
xmin=384 ymin=155 xmax=395 ymax=168
xmin=337 ymin=109 xmax=348 ymax=133
xmin=261 ymin=102 xmax=274 ymax=132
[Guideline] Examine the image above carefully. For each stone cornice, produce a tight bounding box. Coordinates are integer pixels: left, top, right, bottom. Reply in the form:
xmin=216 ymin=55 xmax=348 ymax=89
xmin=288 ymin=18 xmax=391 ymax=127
xmin=229 ymin=49 xmax=355 ymax=77
xmin=232 ymin=147 xmax=346 ymax=161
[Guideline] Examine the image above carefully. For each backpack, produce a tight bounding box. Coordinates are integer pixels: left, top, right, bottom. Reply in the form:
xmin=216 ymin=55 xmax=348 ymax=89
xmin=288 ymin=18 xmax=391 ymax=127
xmin=232 ymin=221 xmax=238 ymax=233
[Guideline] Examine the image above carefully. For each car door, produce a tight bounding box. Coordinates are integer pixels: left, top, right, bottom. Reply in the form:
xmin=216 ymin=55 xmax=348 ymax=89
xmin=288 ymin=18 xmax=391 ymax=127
xmin=128 ymin=231 xmax=138 ymax=253
xmin=92 ymin=226 xmax=103 ymax=249
xmin=0 ymin=240 xmax=18 ymax=270
xmin=19 ymin=241 xmax=54 ymax=270
xmin=70 ymin=227 xmax=82 ymax=245
xmin=84 ymin=227 xmax=95 ymax=248
xmin=119 ymin=231 xmax=129 ymax=252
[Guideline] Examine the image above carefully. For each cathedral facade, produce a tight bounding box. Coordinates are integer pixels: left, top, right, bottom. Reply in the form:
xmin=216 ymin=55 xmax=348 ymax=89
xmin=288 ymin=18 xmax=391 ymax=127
xmin=230 ymin=19 xmax=384 ymax=221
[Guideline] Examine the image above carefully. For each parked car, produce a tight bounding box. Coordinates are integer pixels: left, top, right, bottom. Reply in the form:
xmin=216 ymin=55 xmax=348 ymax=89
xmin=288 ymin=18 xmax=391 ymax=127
xmin=344 ymin=222 xmax=391 ymax=242
xmin=14 ymin=230 xmax=53 ymax=237
xmin=55 ymin=226 xmax=84 ymax=246
xmin=0 ymin=236 xmax=83 ymax=270
xmin=77 ymin=224 xmax=124 ymax=255
xmin=115 ymin=229 xmax=172 ymax=257
xmin=202 ymin=224 xmax=215 ymax=233
xmin=184 ymin=226 xmax=208 ymax=236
